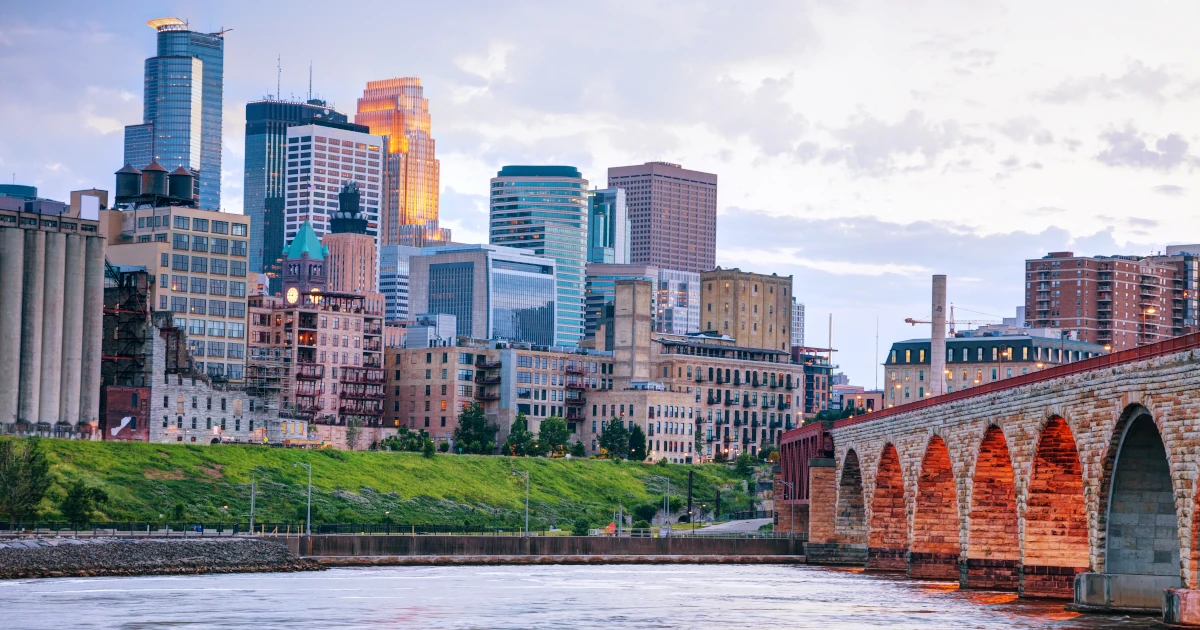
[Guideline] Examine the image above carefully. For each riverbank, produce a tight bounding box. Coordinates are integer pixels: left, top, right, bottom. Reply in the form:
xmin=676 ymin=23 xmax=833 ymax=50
xmin=0 ymin=537 xmax=321 ymax=579
xmin=316 ymin=553 xmax=806 ymax=566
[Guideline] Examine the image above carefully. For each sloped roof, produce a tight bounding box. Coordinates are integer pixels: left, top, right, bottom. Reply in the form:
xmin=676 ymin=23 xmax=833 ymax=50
xmin=284 ymin=220 xmax=327 ymax=261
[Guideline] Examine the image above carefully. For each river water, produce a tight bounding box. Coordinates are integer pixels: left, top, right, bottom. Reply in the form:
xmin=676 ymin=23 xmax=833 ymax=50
xmin=0 ymin=565 xmax=1159 ymax=629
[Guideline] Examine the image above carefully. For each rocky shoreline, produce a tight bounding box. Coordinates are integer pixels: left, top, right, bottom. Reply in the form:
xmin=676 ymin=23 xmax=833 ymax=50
xmin=0 ymin=537 xmax=323 ymax=579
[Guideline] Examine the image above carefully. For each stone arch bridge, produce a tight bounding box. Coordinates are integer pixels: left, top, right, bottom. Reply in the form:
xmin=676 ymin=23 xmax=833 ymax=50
xmin=779 ymin=333 xmax=1200 ymax=625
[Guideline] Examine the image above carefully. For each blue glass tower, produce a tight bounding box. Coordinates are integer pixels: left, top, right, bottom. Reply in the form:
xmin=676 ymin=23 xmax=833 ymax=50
xmin=124 ymin=18 xmax=224 ymax=210
xmin=243 ymin=99 xmax=350 ymax=273
xmin=489 ymin=166 xmax=589 ymax=347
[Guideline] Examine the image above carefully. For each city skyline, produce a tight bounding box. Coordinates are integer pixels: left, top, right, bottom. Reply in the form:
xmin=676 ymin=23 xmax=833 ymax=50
xmin=6 ymin=2 xmax=1200 ymax=385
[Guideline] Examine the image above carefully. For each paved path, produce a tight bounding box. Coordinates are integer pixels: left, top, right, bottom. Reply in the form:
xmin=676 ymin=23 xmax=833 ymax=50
xmin=691 ymin=518 xmax=773 ymax=534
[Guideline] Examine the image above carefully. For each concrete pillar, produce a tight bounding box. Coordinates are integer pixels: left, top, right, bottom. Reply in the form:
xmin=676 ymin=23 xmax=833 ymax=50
xmin=18 ymin=229 xmax=45 ymax=426
xmin=1164 ymin=588 xmax=1200 ymax=626
xmin=930 ymin=274 xmax=947 ymax=396
xmin=59 ymin=234 xmax=86 ymax=426
xmin=78 ymin=236 xmax=105 ymax=431
xmin=39 ymin=232 xmax=66 ymax=424
xmin=0 ymin=228 xmax=23 ymax=427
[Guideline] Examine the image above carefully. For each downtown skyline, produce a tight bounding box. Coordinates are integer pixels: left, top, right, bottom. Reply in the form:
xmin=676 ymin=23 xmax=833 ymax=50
xmin=5 ymin=1 xmax=1200 ymax=385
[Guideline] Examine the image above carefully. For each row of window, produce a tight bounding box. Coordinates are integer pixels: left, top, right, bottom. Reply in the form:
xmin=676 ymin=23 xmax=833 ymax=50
xmin=163 ymin=253 xmax=248 ymax=277
xmin=171 ymin=233 xmax=247 ymax=256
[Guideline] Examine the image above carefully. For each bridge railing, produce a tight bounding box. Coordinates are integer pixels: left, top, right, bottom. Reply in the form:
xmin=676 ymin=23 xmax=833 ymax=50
xmin=833 ymin=330 xmax=1200 ymax=429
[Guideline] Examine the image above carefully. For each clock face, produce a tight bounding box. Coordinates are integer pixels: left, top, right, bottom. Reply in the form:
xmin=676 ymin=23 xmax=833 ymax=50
xmin=286 ymin=287 xmax=299 ymax=304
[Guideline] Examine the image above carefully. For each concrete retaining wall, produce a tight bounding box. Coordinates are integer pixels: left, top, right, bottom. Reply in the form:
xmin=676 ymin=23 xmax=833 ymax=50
xmin=271 ymin=535 xmax=800 ymax=559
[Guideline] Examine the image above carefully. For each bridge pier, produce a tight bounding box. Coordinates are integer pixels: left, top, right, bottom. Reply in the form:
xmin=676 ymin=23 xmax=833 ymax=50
xmin=1073 ymin=572 xmax=1181 ymax=614
xmin=963 ymin=558 xmax=1020 ymax=590
xmin=866 ymin=547 xmax=906 ymax=571
xmin=1164 ymin=588 xmax=1200 ymax=627
xmin=1020 ymin=565 xmax=1086 ymax=598
xmin=907 ymin=552 xmax=959 ymax=581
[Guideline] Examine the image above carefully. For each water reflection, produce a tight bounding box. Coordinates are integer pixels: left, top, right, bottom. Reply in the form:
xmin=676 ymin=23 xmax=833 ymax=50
xmin=0 ymin=564 xmax=1160 ymax=629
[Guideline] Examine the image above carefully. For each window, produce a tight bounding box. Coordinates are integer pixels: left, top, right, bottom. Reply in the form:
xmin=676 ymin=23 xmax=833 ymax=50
xmin=192 ymin=218 xmax=209 ymax=232
xmin=207 ymin=341 xmax=225 ymax=357
xmin=190 ymin=277 xmax=207 ymax=294
xmin=229 ymin=281 xmax=246 ymax=297
xmin=208 ymin=300 xmax=226 ymax=316
xmin=231 ymin=240 xmax=247 ymax=256
xmin=232 ymin=223 xmax=248 ymax=236
xmin=189 ymin=298 xmax=206 ymax=315
xmin=171 ymin=297 xmax=188 ymax=312
xmin=228 ymin=302 xmax=245 ymax=318
xmin=208 ymin=321 xmax=225 ymax=337
xmin=457 ymin=369 xmax=473 ymax=381
xmin=173 ymin=216 xmax=190 ymax=230
xmin=227 ymin=322 xmax=244 ymax=339
xmin=172 ymin=254 xmax=189 ymax=271
xmin=191 ymin=236 xmax=208 ymax=252
xmin=211 ymin=238 xmax=228 ymax=255
xmin=210 ymin=259 xmax=228 ymax=275
xmin=160 ymin=253 xmax=169 ymax=267
xmin=230 ymin=261 xmax=247 ymax=277
xmin=212 ymin=220 xmax=229 ymax=234
xmin=210 ymin=279 xmax=227 ymax=296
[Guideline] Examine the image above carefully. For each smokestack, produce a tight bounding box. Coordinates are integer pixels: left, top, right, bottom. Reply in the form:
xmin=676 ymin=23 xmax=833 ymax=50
xmin=931 ymin=275 xmax=947 ymax=397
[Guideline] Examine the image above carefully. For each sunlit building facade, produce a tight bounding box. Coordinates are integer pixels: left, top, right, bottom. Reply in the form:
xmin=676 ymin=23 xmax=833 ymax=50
xmin=283 ymin=124 xmax=384 ymax=247
xmin=355 ymin=78 xmax=441 ymax=245
xmin=489 ymin=166 xmax=589 ymax=347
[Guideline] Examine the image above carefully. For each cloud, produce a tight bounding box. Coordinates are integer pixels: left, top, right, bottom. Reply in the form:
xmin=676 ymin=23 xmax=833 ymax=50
xmin=1152 ymin=184 xmax=1185 ymax=197
xmin=1039 ymin=60 xmax=1176 ymax=103
xmin=993 ymin=117 xmax=1054 ymax=144
xmin=1127 ymin=217 xmax=1158 ymax=228
xmin=1095 ymin=126 xmax=1192 ymax=171
xmin=822 ymin=111 xmax=969 ymax=177
xmin=1025 ymin=206 xmax=1066 ymax=216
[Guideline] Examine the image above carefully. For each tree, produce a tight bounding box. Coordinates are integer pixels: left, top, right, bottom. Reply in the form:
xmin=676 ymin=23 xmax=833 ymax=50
xmin=759 ymin=444 xmax=779 ymax=462
xmin=439 ymin=441 xmax=450 ymax=453
xmin=0 ymin=438 xmax=51 ymax=526
xmin=734 ymin=452 xmax=756 ymax=476
xmin=632 ymin=503 xmax=658 ymax=523
xmin=598 ymin=418 xmax=630 ymax=459
xmin=172 ymin=502 xmax=186 ymax=521
xmin=537 ymin=416 xmax=571 ymax=455
xmin=344 ymin=417 xmax=362 ymax=450
xmin=572 ymin=517 xmax=591 ymax=536
xmin=60 ymin=480 xmax=108 ymax=525
xmin=453 ymin=404 xmax=498 ymax=454
xmin=628 ymin=424 xmax=647 ymax=461
xmin=503 ymin=414 xmax=538 ymax=457
xmin=694 ymin=423 xmax=704 ymax=454
xmin=570 ymin=441 xmax=586 ymax=457
xmin=422 ymin=437 xmax=436 ymax=459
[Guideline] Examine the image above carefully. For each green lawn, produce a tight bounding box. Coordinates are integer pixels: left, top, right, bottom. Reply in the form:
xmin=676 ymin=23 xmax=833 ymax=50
xmin=26 ymin=440 xmax=752 ymax=529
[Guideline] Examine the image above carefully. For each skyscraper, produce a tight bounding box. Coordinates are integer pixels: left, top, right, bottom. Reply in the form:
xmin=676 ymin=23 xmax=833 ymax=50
xmin=608 ymin=161 xmax=717 ymax=273
xmin=124 ymin=18 xmax=225 ymax=211
xmin=587 ymin=188 xmax=629 ymax=264
xmin=282 ymin=124 xmax=384 ymax=246
xmin=490 ymin=166 xmax=589 ymax=347
xmin=655 ymin=269 xmax=700 ymax=335
xmin=355 ymin=78 xmax=442 ymax=245
xmin=243 ymin=98 xmax=350 ymax=274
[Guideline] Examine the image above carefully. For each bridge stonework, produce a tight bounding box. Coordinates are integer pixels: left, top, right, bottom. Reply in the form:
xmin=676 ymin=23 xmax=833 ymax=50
xmin=799 ymin=339 xmax=1200 ymax=624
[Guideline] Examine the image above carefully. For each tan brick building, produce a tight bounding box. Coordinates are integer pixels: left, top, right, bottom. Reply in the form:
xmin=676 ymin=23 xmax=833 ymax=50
xmin=700 ymin=267 xmax=794 ymax=352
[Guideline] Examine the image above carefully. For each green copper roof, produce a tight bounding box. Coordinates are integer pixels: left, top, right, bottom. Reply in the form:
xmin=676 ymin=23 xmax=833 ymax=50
xmin=284 ymin=220 xmax=327 ymax=261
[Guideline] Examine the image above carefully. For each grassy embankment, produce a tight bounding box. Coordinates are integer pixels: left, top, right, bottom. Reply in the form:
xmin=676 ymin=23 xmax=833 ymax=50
xmin=29 ymin=440 xmax=753 ymax=529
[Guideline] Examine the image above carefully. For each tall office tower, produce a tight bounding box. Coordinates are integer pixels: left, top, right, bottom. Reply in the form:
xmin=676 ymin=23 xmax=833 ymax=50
xmin=700 ymin=268 xmax=794 ymax=351
xmin=584 ymin=263 xmax=657 ymax=340
xmin=607 ymin=161 xmax=717 ymax=273
xmin=587 ymin=189 xmax=629 ymax=264
xmin=656 ymin=269 xmax=700 ymax=335
xmin=124 ymin=18 xmax=225 ymax=211
xmin=243 ymin=99 xmax=350 ymax=274
xmin=283 ymin=124 xmax=385 ymax=247
xmin=379 ymin=245 xmax=425 ymax=323
xmin=408 ymin=244 xmax=558 ymax=345
xmin=355 ymin=78 xmax=441 ymax=245
xmin=791 ymin=299 xmax=805 ymax=347
xmin=325 ymin=183 xmax=377 ymax=295
xmin=489 ymin=166 xmax=589 ymax=347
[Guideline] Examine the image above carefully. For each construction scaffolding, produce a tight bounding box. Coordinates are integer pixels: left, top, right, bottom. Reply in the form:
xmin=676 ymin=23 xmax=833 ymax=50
xmin=101 ymin=262 xmax=152 ymax=387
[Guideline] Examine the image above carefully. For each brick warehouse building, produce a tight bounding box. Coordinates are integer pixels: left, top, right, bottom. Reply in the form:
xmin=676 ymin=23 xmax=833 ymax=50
xmin=1024 ymin=250 xmax=1198 ymax=351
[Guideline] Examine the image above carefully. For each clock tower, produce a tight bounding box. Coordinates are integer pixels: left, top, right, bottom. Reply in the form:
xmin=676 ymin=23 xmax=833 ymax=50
xmin=281 ymin=220 xmax=328 ymax=301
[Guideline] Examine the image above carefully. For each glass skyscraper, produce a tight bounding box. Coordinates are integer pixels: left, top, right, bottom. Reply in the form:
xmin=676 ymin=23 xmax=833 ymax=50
xmin=124 ymin=18 xmax=225 ymax=210
xmin=587 ymin=188 xmax=629 ymax=264
xmin=489 ymin=166 xmax=589 ymax=347
xmin=243 ymin=99 xmax=351 ymax=274
xmin=584 ymin=263 xmax=657 ymax=340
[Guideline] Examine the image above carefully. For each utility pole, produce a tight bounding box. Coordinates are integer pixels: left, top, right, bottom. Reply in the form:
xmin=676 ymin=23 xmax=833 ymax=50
xmin=249 ymin=474 xmax=256 ymax=535
xmin=686 ymin=470 xmax=693 ymax=527
xmin=617 ymin=501 xmax=623 ymax=536
xmin=294 ymin=462 xmax=312 ymax=536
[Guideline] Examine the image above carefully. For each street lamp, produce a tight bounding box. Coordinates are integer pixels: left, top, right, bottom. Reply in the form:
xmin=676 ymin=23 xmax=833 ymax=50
xmin=512 ymin=470 xmax=529 ymax=536
xmin=1142 ymin=307 xmax=1158 ymax=346
xmin=648 ymin=475 xmax=671 ymax=531
xmin=780 ymin=480 xmax=796 ymax=540
xmin=294 ymin=461 xmax=312 ymax=536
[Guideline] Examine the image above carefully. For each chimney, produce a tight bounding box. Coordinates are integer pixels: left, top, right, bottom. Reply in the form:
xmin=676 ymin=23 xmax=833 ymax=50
xmin=931 ymin=275 xmax=947 ymax=397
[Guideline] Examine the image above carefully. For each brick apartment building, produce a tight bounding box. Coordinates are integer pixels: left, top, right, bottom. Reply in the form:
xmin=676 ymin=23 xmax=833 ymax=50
xmin=700 ymin=268 xmax=794 ymax=352
xmin=1024 ymin=251 xmax=1198 ymax=351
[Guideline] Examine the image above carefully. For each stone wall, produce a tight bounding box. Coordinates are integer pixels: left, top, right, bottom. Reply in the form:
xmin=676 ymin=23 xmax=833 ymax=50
xmin=821 ymin=345 xmax=1200 ymax=597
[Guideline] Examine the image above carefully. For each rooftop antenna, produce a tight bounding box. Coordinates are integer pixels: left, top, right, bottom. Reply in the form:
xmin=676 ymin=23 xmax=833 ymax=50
xmin=308 ymin=62 xmax=312 ymax=101
xmin=276 ymin=55 xmax=281 ymax=100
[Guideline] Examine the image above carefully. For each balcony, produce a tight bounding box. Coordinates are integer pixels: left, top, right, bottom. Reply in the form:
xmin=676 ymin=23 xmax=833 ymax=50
xmin=566 ymin=396 xmax=586 ymax=406
xmin=296 ymin=363 xmax=325 ymax=380
xmin=295 ymin=396 xmax=323 ymax=412
xmin=566 ymin=381 xmax=589 ymax=390
xmin=694 ymin=375 xmax=703 ymax=383
xmin=365 ymin=322 xmax=383 ymax=335
xmin=566 ymin=365 xmax=585 ymax=375
xmin=363 ymin=340 xmax=382 ymax=352
xmin=742 ymin=398 xmax=753 ymax=407
xmin=475 ymin=391 xmax=499 ymax=401
xmin=565 ymin=409 xmax=586 ymax=421
xmin=338 ymin=400 xmax=383 ymax=415
xmin=778 ymin=401 xmax=792 ymax=411
xmin=341 ymin=367 xmax=385 ymax=384
xmin=474 ymin=374 xmax=501 ymax=385
xmin=339 ymin=385 xmax=385 ymax=400
xmin=475 ymin=358 xmax=501 ymax=369
xmin=295 ymin=382 xmax=324 ymax=397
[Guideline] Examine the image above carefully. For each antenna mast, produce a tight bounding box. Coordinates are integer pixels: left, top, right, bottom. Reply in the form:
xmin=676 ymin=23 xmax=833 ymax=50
xmin=276 ymin=55 xmax=281 ymax=100
xmin=308 ymin=62 xmax=312 ymax=101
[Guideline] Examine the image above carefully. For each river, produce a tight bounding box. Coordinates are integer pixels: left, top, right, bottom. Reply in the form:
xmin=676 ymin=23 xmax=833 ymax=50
xmin=0 ymin=564 xmax=1158 ymax=629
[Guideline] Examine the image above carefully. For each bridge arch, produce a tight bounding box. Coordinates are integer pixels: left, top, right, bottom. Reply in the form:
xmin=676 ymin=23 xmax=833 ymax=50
xmin=868 ymin=442 xmax=907 ymax=571
xmin=1096 ymin=404 xmax=1183 ymax=593
xmin=965 ymin=424 xmax=1019 ymax=590
xmin=836 ymin=449 xmax=868 ymax=543
xmin=1022 ymin=415 xmax=1089 ymax=597
xmin=910 ymin=434 xmax=961 ymax=580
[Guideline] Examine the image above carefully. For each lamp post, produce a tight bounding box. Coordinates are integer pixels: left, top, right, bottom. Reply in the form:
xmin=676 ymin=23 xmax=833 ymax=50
xmin=1142 ymin=307 xmax=1158 ymax=346
xmin=512 ymin=470 xmax=529 ymax=536
xmin=780 ymin=480 xmax=795 ymax=540
xmin=294 ymin=461 xmax=312 ymax=536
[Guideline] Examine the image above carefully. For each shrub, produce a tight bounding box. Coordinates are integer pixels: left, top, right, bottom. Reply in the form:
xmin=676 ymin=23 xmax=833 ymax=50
xmin=572 ymin=517 xmax=591 ymax=536
xmin=438 ymin=441 xmax=450 ymax=453
xmin=632 ymin=520 xmax=650 ymax=529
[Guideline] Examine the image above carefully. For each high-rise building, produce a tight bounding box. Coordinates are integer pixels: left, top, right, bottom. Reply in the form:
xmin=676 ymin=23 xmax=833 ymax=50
xmin=587 ymin=189 xmax=629 ymax=264
xmin=607 ymin=161 xmax=717 ymax=273
xmin=243 ymin=98 xmax=352 ymax=274
xmin=792 ymin=299 xmax=805 ymax=347
xmin=124 ymin=18 xmax=225 ymax=211
xmin=655 ymin=269 xmax=700 ymax=335
xmin=584 ymin=263 xmax=658 ymax=340
xmin=324 ymin=183 xmax=377 ymax=295
xmin=408 ymin=244 xmax=558 ymax=346
xmin=1023 ymin=251 xmax=1192 ymax=350
xmin=700 ymin=268 xmax=794 ymax=352
xmin=489 ymin=166 xmax=589 ymax=347
xmin=355 ymin=78 xmax=441 ymax=245
xmin=283 ymin=124 xmax=385 ymax=247
xmin=379 ymin=244 xmax=424 ymax=323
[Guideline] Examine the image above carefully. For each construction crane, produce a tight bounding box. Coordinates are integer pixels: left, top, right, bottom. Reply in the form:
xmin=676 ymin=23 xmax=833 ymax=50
xmin=904 ymin=304 xmax=999 ymax=336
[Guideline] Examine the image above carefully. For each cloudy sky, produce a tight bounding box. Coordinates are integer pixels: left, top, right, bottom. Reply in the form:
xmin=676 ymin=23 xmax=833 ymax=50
xmin=4 ymin=1 xmax=1199 ymax=385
